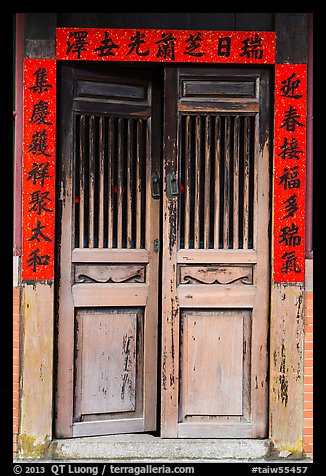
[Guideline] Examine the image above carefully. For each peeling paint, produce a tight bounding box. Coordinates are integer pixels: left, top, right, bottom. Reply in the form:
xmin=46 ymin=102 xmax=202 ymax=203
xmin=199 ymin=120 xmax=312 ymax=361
xmin=162 ymin=349 xmax=167 ymax=391
xmin=279 ymin=340 xmax=289 ymax=407
xmin=168 ymin=200 xmax=177 ymax=256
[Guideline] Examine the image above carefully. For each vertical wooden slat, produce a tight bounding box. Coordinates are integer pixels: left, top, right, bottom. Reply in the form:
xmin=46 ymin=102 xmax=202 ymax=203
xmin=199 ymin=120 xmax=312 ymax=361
xmin=161 ymin=66 xmax=179 ymax=437
xmin=243 ymin=116 xmax=250 ymax=249
xmin=144 ymin=119 xmax=151 ymax=250
xmin=136 ymin=119 xmax=142 ymax=249
xmin=204 ymin=116 xmax=211 ymax=248
xmin=117 ymin=118 xmax=123 ymax=248
xmin=79 ymin=115 xmax=85 ymax=249
xmin=88 ymin=115 xmax=95 ymax=248
xmin=107 ymin=118 xmax=114 ymax=248
xmin=194 ymin=115 xmax=201 ymax=249
xmin=98 ymin=116 xmax=105 ymax=248
xmin=223 ymin=116 xmax=231 ymax=249
xmin=253 ymin=115 xmax=259 ymax=251
xmin=214 ymin=116 xmax=221 ymax=249
xmin=184 ymin=115 xmax=191 ymax=249
xmin=126 ymin=119 xmax=133 ymax=248
xmin=233 ymin=116 xmax=240 ymax=249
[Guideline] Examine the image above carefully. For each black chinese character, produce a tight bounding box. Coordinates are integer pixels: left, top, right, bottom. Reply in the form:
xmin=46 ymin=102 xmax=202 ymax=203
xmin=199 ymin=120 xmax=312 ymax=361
xmin=26 ymin=248 xmax=50 ymax=272
xmin=280 ymin=105 xmax=304 ymax=132
xmin=28 ymin=68 xmax=53 ymax=95
xmin=94 ymin=31 xmax=120 ymax=57
xmin=28 ymin=190 xmax=53 ymax=215
xmin=280 ymin=73 xmax=302 ymax=99
xmin=281 ymin=250 xmax=301 ymax=274
xmin=278 ymin=166 xmax=301 ymax=190
xmin=240 ymin=33 xmax=263 ymax=60
xmin=27 ymin=129 xmax=52 ymax=157
xmin=278 ymin=137 xmax=303 ymax=161
xmin=278 ymin=223 xmax=301 ymax=247
xmin=217 ymin=37 xmax=231 ymax=57
xmin=66 ymin=31 xmax=90 ymax=59
xmin=282 ymin=194 xmax=298 ymax=219
xmin=28 ymin=220 xmax=52 ymax=243
xmin=126 ymin=31 xmax=150 ymax=57
xmin=184 ymin=33 xmax=205 ymax=57
xmin=155 ymin=32 xmax=176 ymax=60
xmin=27 ymin=162 xmax=52 ymax=187
xmin=29 ymin=100 xmax=53 ymax=125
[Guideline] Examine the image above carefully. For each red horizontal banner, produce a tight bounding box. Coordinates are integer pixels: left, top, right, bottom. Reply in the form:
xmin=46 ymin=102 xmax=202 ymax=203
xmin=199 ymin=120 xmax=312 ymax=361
xmin=22 ymin=59 xmax=56 ymax=280
xmin=273 ymin=64 xmax=307 ymax=283
xmin=56 ymin=28 xmax=276 ymax=64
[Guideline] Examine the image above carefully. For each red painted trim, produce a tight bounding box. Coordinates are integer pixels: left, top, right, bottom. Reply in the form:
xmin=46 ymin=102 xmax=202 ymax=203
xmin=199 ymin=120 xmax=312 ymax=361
xmin=306 ymin=13 xmax=313 ymax=258
xmin=13 ymin=13 xmax=24 ymax=256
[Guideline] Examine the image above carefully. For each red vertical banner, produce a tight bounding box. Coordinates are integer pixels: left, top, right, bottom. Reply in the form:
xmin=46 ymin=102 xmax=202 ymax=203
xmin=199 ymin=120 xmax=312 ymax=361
xmin=273 ymin=64 xmax=307 ymax=283
xmin=22 ymin=59 xmax=56 ymax=280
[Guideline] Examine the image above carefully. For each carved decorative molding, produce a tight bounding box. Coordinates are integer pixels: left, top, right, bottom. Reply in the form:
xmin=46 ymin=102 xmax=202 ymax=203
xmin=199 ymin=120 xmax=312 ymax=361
xmin=179 ymin=265 xmax=253 ymax=285
xmin=75 ymin=264 xmax=145 ymax=283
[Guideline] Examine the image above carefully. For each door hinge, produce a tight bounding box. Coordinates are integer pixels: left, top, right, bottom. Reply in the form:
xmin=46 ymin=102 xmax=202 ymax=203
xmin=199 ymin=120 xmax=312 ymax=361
xmin=154 ymin=239 xmax=160 ymax=253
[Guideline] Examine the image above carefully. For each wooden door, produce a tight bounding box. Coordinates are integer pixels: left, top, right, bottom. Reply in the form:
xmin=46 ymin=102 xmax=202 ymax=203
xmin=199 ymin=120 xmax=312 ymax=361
xmin=55 ymin=64 xmax=161 ymax=437
xmin=161 ymin=67 xmax=271 ymax=438
xmin=56 ymin=64 xmax=271 ymax=440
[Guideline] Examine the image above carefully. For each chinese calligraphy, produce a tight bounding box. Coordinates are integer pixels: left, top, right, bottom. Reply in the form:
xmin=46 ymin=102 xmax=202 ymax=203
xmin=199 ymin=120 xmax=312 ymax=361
xmin=56 ymin=28 xmax=276 ymax=64
xmin=240 ymin=33 xmax=263 ymax=59
xmin=22 ymin=59 xmax=56 ymax=280
xmin=273 ymin=64 xmax=307 ymax=283
xmin=66 ymin=30 xmax=90 ymax=59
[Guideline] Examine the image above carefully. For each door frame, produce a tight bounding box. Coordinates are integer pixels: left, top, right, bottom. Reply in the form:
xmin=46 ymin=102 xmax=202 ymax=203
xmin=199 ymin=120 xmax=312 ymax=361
xmin=18 ymin=24 xmax=308 ymax=455
xmin=54 ymin=63 xmax=272 ymax=439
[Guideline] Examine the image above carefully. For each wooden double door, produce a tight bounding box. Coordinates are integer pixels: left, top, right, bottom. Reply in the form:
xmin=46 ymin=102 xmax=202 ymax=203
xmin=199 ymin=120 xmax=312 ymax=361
xmin=55 ymin=63 xmax=271 ymax=439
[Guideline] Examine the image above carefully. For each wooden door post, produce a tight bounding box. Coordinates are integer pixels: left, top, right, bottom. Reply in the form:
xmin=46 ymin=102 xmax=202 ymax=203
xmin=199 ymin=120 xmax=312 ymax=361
xmin=269 ymin=13 xmax=308 ymax=456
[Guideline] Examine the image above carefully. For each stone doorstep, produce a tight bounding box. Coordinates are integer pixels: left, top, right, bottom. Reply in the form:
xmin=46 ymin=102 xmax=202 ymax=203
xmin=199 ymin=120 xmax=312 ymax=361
xmin=48 ymin=435 xmax=273 ymax=461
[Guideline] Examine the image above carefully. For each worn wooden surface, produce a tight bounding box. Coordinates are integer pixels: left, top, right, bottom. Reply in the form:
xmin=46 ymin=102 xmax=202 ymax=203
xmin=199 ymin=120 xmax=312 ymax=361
xmin=74 ymin=264 xmax=146 ymax=283
xmin=24 ymin=13 xmax=56 ymax=58
xmin=75 ymin=310 xmax=139 ymax=417
xmin=56 ymin=64 xmax=160 ymax=437
xmin=275 ymin=13 xmax=308 ymax=64
xmin=19 ymin=282 xmax=54 ymax=455
xmin=179 ymin=311 xmax=245 ymax=418
xmin=57 ymin=12 xmax=275 ymax=31
xmin=269 ymin=283 xmax=305 ymax=452
xmin=161 ymin=67 xmax=180 ymax=437
xmin=179 ymin=265 xmax=253 ymax=285
xmin=161 ymin=66 xmax=271 ymax=438
xmin=270 ymin=12 xmax=308 ymax=454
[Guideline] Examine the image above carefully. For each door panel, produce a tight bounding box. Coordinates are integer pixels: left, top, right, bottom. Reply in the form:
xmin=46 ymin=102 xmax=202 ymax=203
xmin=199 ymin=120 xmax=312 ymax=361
xmin=180 ymin=310 xmax=247 ymax=416
xmin=55 ymin=65 xmax=160 ymax=437
xmin=161 ymin=67 xmax=271 ymax=438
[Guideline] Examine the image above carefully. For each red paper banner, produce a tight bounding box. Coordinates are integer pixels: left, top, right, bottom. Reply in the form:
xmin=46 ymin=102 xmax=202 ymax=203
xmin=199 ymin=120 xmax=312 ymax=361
xmin=22 ymin=59 xmax=56 ymax=280
xmin=56 ymin=28 xmax=275 ymax=64
xmin=273 ymin=64 xmax=307 ymax=283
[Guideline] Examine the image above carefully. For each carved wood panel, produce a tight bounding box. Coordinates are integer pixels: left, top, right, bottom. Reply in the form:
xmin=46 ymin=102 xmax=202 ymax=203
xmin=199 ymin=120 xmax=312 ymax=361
xmin=179 ymin=265 xmax=253 ymax=285
xmin=74 ymin=264 xmax=146 ymax=283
